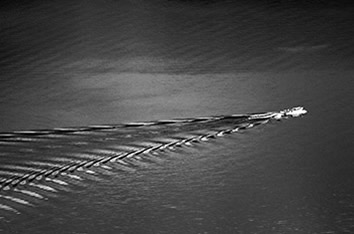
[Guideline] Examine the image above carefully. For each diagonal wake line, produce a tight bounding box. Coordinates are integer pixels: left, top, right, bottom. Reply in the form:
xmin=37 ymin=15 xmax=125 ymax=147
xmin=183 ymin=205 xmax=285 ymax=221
xmin=0 ymin=106 xmax=307 ymax=216
xmin=0 ymin=107 xmax=306 ymax=139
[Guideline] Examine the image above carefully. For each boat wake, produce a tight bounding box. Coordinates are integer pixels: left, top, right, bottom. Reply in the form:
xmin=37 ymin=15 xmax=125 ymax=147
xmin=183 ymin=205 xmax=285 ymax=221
xmin=0 ymin=106 xmax=307 ymax=217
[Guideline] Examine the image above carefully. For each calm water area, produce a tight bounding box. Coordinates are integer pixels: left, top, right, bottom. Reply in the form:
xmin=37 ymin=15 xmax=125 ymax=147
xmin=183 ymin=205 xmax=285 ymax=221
xmin=0 ymin=0 xmax=353 ymax=233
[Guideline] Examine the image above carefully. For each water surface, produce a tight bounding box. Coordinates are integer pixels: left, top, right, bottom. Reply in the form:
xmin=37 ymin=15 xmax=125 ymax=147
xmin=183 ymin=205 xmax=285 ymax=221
xmin=0 ymin=1 xmax=353 ymax=233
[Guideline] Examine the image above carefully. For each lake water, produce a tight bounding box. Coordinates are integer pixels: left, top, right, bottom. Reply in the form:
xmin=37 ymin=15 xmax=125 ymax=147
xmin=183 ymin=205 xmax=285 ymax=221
xmin=0 ymin=1 xmax=353 ymax=233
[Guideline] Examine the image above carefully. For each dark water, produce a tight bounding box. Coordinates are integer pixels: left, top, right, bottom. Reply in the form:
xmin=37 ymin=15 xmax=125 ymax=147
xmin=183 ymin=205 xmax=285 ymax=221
xmin=0 ymin=0 xmax=354 ymax=233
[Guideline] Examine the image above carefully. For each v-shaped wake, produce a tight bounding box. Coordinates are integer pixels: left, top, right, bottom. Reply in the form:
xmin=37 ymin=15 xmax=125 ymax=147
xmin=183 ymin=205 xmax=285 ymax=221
xmin=0 ymin=106 xmax=307 ymax=217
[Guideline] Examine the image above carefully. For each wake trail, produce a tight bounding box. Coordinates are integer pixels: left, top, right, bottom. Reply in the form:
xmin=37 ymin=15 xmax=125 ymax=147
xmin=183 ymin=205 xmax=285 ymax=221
xmin=0 ymin=106 xmax=307 ymax=217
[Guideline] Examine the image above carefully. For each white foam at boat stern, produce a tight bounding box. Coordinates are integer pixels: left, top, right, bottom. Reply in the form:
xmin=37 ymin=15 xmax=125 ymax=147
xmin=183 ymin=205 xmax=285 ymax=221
xmin=250 ymin=106 xmax=307 ymax=120
xmin=283 ymin=106 xmax=307 ymax=117
xmin=273 ymin=113 xmax=283 ymax=120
